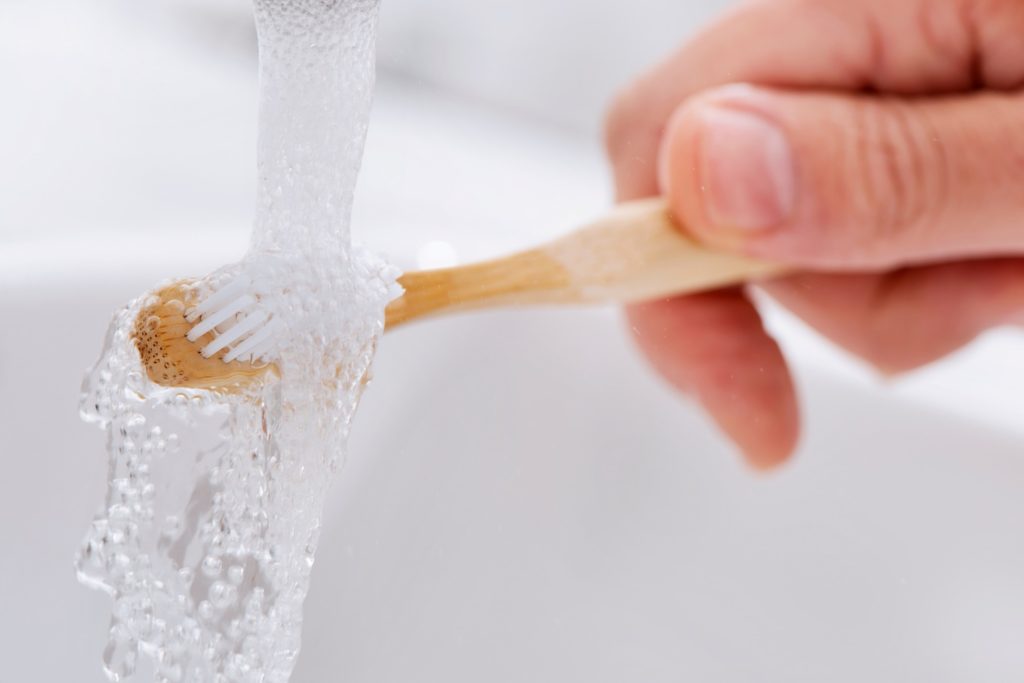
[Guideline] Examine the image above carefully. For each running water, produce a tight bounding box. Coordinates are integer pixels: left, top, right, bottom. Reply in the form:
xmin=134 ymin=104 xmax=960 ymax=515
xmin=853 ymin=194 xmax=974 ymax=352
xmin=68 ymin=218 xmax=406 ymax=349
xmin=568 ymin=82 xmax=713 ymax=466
xmin=76 ymin=1 xmax=396 ymax=681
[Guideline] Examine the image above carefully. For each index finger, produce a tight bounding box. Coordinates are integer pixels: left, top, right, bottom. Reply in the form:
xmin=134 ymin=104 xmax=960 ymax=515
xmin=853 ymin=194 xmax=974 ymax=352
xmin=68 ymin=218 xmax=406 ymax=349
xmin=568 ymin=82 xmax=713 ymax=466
xmin=604 ymin=0 xmax=991 ymax=200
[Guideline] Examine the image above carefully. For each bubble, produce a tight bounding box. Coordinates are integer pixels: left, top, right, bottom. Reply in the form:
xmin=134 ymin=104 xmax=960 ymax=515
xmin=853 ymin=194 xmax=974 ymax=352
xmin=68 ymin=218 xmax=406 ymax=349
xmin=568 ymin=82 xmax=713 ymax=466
xmin=209 ymin=581 xmax=238 ymax=610
xmin=202 ymin=555 xmax=223 ymax=578
xmin=103 ymin=623 xmax=138 ymax=682
xmin=198 ymin=600 xmax=216 ymax=622
xmin=227 ymin=565 xmax=245 ymax=585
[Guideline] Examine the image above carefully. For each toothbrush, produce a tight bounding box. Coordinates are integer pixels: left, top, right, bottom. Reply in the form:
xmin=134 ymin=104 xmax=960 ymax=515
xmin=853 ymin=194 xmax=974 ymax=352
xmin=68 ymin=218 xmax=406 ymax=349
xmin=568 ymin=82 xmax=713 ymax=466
xmin=384 ymin=198 xmax=783 ymax=328
xmin=134 ymin=199 xmax=785 ymax=390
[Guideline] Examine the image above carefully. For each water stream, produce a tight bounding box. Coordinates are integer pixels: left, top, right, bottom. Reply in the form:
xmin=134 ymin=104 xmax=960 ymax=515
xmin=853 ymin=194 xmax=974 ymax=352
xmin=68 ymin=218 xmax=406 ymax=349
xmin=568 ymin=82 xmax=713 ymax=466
xmin=76 ymin=2 xmax=396 ymax=680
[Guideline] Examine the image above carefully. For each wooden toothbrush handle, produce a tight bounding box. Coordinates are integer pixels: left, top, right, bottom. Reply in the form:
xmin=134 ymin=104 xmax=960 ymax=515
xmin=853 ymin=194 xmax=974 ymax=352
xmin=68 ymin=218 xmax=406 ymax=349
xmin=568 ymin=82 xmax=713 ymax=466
xmin=384 ymin=198 xmax=786 ymax=330
xmin=542 ymin=197 xmax=785 ymax=303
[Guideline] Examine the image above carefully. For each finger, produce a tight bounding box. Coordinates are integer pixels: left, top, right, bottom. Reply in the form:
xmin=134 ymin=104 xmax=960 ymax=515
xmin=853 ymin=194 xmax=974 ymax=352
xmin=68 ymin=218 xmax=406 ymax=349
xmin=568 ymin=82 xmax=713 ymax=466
xmin=627 ymin=289 xmax=798 ymax=469
xmin=659 ymin=85 xmax=1024 ymax=269
xmin=761 ymin=258 xmax=1024 ymax=373
xmin=606 ymin=0 xmax=1024 ymax=200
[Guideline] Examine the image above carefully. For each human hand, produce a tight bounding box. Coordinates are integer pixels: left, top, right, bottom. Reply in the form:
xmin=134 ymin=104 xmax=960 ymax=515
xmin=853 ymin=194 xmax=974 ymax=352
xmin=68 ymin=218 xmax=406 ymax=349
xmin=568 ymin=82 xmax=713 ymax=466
xmin=606 ymin=0 xmax=1024 ymax=469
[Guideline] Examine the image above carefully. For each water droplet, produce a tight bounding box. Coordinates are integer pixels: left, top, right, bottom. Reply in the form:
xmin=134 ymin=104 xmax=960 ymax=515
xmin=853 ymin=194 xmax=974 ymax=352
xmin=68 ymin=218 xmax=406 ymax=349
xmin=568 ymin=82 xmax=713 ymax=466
xmin=209 ymin=581 xmax=238 ymax=609
xmin=227 ymin=565 xmax=245 ymax=585
xmin=103 ymin=624 xmax=138 ymax=681
xmin=198 ymin=600 xmax=215 ymax=622
xmin=201 ymin=555 xmax=223 ymax=578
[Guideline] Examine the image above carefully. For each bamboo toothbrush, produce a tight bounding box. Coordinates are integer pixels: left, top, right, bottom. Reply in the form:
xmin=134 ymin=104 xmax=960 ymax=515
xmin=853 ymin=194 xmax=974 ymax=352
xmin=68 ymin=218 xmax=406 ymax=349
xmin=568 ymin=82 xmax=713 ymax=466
xmin=133 ymin=198 xmax=784 ymax=390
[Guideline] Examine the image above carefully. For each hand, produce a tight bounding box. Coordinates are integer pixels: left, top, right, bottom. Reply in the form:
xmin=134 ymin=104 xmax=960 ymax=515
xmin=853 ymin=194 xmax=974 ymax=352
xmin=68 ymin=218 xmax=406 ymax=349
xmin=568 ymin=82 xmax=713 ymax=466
xmin=606 ymin=0 xmax=1024 ymax=469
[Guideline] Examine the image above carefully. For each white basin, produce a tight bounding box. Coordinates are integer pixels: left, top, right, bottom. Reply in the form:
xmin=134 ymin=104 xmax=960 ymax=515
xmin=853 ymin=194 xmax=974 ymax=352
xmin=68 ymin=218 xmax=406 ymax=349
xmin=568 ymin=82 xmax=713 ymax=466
xmin=4 ymin=2 xmax=1024 ymax=681
xmin=5 ymin=230 xmax=1024 ymax=682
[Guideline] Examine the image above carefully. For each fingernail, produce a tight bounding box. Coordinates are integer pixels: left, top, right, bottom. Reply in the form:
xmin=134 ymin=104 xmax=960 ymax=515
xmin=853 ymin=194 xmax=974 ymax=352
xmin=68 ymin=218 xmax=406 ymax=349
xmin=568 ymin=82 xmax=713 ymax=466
xmin=697 ymin=106 xmax=796 ymax=232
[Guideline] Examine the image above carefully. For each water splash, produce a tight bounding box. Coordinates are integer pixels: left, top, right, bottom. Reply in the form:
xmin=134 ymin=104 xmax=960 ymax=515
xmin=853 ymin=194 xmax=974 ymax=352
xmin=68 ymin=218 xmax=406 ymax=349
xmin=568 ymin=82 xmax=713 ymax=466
xmin=76 ymin=1 xmax=392 ymax=681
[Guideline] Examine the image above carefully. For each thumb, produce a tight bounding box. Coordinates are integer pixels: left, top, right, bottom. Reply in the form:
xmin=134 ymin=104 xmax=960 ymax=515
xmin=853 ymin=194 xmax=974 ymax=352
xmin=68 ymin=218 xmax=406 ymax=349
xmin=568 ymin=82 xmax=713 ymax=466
xmin=660 ymin=84 xmax=1024 ymax=269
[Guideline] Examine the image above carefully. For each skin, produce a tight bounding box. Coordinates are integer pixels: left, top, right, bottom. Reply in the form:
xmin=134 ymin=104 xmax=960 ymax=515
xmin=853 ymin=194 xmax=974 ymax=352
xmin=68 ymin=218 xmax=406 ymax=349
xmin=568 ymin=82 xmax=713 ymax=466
xmin=605 ymin=0 xmax=1024 ymax=469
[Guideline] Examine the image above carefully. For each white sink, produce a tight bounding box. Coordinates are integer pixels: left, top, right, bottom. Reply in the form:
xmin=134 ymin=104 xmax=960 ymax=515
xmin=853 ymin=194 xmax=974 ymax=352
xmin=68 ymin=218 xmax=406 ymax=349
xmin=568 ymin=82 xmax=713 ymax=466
xmin=4 ymin=233 xmax=1024 ymax=682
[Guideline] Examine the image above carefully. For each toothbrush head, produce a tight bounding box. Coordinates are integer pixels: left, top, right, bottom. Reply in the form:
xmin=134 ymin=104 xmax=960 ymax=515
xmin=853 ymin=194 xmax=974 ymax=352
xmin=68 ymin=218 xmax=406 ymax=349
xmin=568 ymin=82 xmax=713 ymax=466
xmin=133 ymin=281 xmax=277 ymax=391
xmin=183 ymin=273 xmax=283 ymax=364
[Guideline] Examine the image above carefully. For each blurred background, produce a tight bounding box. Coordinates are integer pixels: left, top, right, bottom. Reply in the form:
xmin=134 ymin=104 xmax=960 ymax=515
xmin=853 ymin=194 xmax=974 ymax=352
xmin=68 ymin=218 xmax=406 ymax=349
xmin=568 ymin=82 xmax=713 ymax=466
xmin=1 ymin=0 xmax=730 ymax=247
xmin=3 ymin=1 xmax=1024 ymax=681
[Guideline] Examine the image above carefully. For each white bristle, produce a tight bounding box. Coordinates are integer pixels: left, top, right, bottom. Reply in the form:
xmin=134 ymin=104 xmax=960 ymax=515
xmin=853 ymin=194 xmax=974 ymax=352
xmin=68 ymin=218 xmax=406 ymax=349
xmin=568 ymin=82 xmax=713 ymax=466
xmin=188 ymin=274 xmax=283 ymax=364
xmin=186 ymin=274 xmax=252 ymax=323
xmin=223 ymin=319 xmax=279 ymax=363
xmin=202 ymin=310 xmax=270 ymax=358
xmin=187 ymin=294 xmax=256 ymax=342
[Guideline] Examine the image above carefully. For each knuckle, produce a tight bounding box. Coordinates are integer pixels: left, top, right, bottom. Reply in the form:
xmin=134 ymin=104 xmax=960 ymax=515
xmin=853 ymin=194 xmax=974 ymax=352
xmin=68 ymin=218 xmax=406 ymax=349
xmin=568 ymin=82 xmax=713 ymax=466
xmin=845 ymin=101 xmax=949 ymax=264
